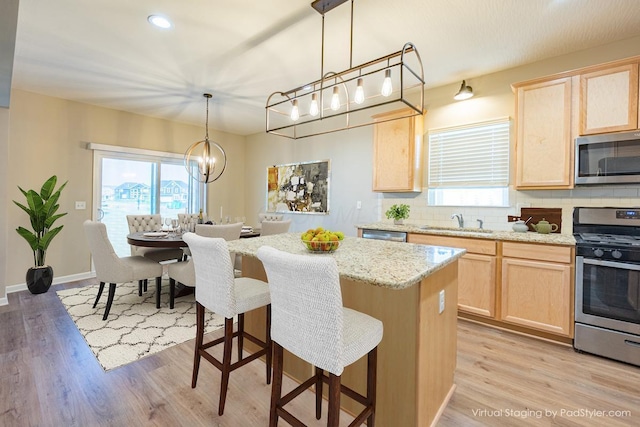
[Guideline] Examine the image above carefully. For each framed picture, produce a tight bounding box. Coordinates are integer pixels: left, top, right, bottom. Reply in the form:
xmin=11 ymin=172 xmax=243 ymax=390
xmin=267 ymin=160 xmax=330 ymax=214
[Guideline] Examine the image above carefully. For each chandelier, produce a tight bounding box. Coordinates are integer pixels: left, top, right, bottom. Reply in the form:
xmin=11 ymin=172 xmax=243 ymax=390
xmin=184 ymin=93 xmax=227 ymax=184
xmin=266 ymin=0 xmax=425 ymax=139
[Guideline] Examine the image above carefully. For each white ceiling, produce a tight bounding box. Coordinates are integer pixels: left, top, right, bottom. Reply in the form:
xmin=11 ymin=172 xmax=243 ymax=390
xmin=9 ymin=0 xmax=640 ymax=136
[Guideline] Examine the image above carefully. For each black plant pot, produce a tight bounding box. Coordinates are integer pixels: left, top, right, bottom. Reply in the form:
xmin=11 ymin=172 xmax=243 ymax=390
xmin=26 ymin=266 xmax=54 ymax=294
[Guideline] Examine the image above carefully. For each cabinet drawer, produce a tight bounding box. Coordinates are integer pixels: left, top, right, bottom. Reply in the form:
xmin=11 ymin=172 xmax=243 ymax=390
xmin=502 ymin=242 xmax=573 ymax=263
xmin=408 ymin=234 xmax=496 ymax=255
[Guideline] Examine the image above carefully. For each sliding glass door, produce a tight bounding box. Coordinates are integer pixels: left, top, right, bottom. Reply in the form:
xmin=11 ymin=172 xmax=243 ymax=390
xmin=92 ymin=147 xmax=205 ymax=257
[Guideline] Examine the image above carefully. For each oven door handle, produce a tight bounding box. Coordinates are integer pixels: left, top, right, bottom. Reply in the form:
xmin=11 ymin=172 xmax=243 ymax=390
xmin=582 ymin=257 xmax=640 ymax=271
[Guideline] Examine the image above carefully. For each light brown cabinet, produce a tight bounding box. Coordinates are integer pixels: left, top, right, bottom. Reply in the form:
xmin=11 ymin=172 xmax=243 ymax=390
xmin=512 ymin=55 xmax=640 ymax=190
xmin=372 ymin=109 xmax=424 ymax=192
xmin=500 ymin=242 xmax=574 ymax=338
xmin=408 ymin=234 xmax=497 ymax=318
xmin=514 ymin=77 xmax=574 ymax=189
xmin=579 ymin=63 xmax=639 ymax=135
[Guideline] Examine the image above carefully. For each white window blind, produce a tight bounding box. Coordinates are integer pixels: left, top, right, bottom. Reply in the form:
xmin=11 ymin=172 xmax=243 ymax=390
xmin=428 ymin=118 xmax=510 ymax=188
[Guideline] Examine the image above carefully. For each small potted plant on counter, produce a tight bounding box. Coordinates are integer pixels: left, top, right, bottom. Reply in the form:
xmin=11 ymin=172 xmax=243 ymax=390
xmin=13 ymin=175 xmax=68 ymax=294
xmin=385 ymin=204 xmax=410 ymax=225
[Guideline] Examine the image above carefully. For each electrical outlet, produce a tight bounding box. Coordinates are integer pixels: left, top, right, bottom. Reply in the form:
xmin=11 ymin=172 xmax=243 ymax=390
xmin=356 ymin=200 xmax=362 ymax=209
xmin=439 ymin=290 xmax=445 ymax=314
xmin=75 ymin=201 xmax=86 ymax=210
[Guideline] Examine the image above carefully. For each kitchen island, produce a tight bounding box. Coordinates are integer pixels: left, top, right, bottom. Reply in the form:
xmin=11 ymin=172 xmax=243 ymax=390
xmin=227 ymin=233 xmax=465 ymax=427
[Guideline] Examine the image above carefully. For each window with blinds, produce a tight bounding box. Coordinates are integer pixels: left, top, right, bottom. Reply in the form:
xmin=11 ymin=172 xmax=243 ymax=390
xmin=427 ymin=118 xmax=510 ymax=206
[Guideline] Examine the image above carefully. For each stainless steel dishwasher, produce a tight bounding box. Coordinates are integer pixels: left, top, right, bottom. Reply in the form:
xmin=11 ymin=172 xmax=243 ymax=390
xmin=361 ymin=228 xmax=407 ymax=242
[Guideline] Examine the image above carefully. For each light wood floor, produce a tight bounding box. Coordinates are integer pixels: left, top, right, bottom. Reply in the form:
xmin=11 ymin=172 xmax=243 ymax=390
xmin=1 ymin=280 xmax=639 ymax=426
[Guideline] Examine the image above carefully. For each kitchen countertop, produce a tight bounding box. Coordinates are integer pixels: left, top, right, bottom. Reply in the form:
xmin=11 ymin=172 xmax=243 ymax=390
xmin=357 ymin=222 xmax=576 ymax=246
xmin=227 ymin=232 xmax=466 ymax=290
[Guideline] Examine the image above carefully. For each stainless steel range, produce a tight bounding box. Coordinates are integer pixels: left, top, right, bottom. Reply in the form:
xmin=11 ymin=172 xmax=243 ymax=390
xmin=573 ymin=207 xmax=640 ymax=366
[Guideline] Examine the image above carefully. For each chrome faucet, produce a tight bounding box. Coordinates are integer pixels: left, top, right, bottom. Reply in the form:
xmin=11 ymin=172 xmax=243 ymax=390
xmin=451 ymin=213 xmax=464 ymax=228
xmin=477 ymin=219 xmax=484 ymax=229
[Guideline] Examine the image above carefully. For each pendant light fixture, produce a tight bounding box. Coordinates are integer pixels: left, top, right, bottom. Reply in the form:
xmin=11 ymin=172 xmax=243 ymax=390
xmin=454 ymin=80 xmax=474 ymax=100
xmin=184 ymin=94 xmax=227 ymax=184
xmin=266 ymin=0 xmax=425 ymax=139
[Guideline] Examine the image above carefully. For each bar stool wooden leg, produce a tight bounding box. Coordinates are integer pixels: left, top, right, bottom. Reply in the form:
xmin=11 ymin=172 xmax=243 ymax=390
xmin=218 ymin=317 xmax=234 ymax=416
xmin=315 ymin=367 xmax=323 ymax=419
xmin=269 ymin=342 xmax=284 ymax=427
xmin=237 ymin=313 xmax=244 ymax=362
xmin=265 ymin=305 xmax=272 ymax=385
xmin=191 ymin=302 xmax=205 ymax=388
xmin=367 ymin=347 xmax=378 ymax=427
xmin=327 ymin=373 xmax=341 ymax=427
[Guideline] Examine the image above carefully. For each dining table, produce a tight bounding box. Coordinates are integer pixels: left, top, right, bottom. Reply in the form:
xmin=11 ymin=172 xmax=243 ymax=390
xmin=126 ymin=229 xmax=261 ymax=297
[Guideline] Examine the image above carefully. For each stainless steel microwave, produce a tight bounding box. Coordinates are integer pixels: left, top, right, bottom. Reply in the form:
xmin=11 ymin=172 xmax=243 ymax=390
xmin=575 ymin=130 xmax=640 ymax=185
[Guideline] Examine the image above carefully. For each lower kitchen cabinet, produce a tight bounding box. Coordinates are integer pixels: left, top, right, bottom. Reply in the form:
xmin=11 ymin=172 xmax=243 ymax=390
xmin=408 ymin=234 xmax=497 ymax=318
xmin=500 ymin=242 xmax=574 ymax=338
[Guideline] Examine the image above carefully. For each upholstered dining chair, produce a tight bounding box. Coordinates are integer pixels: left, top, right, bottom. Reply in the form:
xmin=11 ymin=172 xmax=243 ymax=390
xmin=183 ymin=233 xmax=272 ymax=416
xmin=259 ymin=219 xmax=291 ymax=236
xmin=257 ymin=246 xmax=383 ymax=427
xmin=83 ymin=220 xmax=165 ymax=320
xmin=126 ymin=214 xmax=183 ymax=262
xmin=258 ymin=213 xmax=284 ymax=225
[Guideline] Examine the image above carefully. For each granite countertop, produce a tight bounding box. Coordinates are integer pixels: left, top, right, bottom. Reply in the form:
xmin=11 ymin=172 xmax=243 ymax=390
xmin=227 ymin=232 xmax=465 ymax=290
xmin=357 ymin=222 xmax=576 ymax=246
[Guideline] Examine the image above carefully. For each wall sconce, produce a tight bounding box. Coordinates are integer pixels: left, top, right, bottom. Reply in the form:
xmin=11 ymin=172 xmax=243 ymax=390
xmin=454 ymin=80 xmax=474 ymax=101
xmin=266 ymin=0 xmax=425 ymax=139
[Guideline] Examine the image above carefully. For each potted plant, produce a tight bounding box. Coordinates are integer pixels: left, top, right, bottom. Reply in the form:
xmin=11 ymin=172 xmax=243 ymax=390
xmin=385 ymin=204 xmax=410 ymax=225
xmin=13 ymin=175 xmax=68 ymax=294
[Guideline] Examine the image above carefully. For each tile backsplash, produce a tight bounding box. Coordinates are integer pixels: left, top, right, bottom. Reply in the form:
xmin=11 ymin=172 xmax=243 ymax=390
xmin=380 ymin=185 xmax=640 ymax=234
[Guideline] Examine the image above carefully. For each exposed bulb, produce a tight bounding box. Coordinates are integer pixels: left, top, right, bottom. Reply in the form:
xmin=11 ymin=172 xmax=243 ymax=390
xmin=330 ymin=86 xmax=340 ymax=111
xmin=290 ymin=99 xmax=300 ymax=121
xmin=309 ymin=93 xmax=319 ymax=116
xmin=381 ymin=69 xmax=393 ymax=97
xmin=354 ymin=78 xmax=365 ymax=104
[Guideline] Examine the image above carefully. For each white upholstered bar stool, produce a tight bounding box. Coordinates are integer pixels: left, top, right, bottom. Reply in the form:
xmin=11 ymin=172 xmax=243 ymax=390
xmin=257 ymin=246 xmax=383 ymax=427
xmin=167 ymin=222 xmax=243 ymax=307
xmin=183 ymin=233 xmax=272 ymax=416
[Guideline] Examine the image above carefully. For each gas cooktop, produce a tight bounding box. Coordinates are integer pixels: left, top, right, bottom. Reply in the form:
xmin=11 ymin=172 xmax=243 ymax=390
xmin=578 ymin=233 xmax=640 ymax=247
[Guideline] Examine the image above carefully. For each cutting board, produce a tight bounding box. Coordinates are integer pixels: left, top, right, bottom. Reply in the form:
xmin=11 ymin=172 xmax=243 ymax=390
xmin=520 ymin=208 xmax=563 ymax=233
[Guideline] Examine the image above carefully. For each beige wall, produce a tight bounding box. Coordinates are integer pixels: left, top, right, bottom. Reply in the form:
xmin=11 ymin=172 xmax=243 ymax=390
xmin=3 ymin=90 xmax=245 ymax=296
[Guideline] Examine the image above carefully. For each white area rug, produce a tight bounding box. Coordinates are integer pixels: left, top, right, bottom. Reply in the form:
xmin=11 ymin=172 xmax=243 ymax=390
xmin=57 ymin=281 xmax=225 ymax=371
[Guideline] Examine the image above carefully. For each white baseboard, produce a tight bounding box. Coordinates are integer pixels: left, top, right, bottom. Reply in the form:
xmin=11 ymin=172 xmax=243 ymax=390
xmin=1 ymin=271 xmax=96 ymax=306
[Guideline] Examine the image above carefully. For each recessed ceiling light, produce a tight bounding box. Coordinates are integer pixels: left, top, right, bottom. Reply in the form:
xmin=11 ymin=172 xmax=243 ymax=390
xmin=147 ymin=15 xmax=172 ymax=29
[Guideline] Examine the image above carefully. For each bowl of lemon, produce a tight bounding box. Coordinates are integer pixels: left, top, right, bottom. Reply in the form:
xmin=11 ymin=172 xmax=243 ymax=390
xmin=301 ymin=227 xmax=345 ymax=253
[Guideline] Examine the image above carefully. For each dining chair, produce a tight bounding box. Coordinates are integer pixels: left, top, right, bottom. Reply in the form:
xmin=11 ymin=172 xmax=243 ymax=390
xmin=197 ymin=222 xmax=244 ymax=273
xmin=257 ymin=246 xmax=383 ymax=427
xmin=126 ymin=214 xmax=183 ymax=262
xmin=83 ymin=220 xmax=166 ymax=320
xmin=183 ymin=233 xmax=272 ymax=416
xmin=259 ymin=219 xmax=291 ymax=236
xmin=258 ymin=213 xmax=284 ymax=224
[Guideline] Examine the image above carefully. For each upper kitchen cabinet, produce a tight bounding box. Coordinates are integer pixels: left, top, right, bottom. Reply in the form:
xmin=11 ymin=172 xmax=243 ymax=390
xmin=579 ymin=63 xmax=639 ymax=135
xmin=514 ymin=77 xmax=574 ymax=189
xmin=372 ymin=109 xmax=425 ymax=192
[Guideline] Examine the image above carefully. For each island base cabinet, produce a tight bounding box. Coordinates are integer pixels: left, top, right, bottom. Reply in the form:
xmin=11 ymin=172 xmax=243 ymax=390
xmin=240 ymin=255 xmax=459 ymax=427
xmin=500 ymin=258 xmax=573 ymax=337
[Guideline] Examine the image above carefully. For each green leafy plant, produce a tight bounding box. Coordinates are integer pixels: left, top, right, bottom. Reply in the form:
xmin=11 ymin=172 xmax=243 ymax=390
xmin=13 ymin=175 xmax=68 ymax=267
xmin=385 ymin=204 xmax=410 ymax=221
